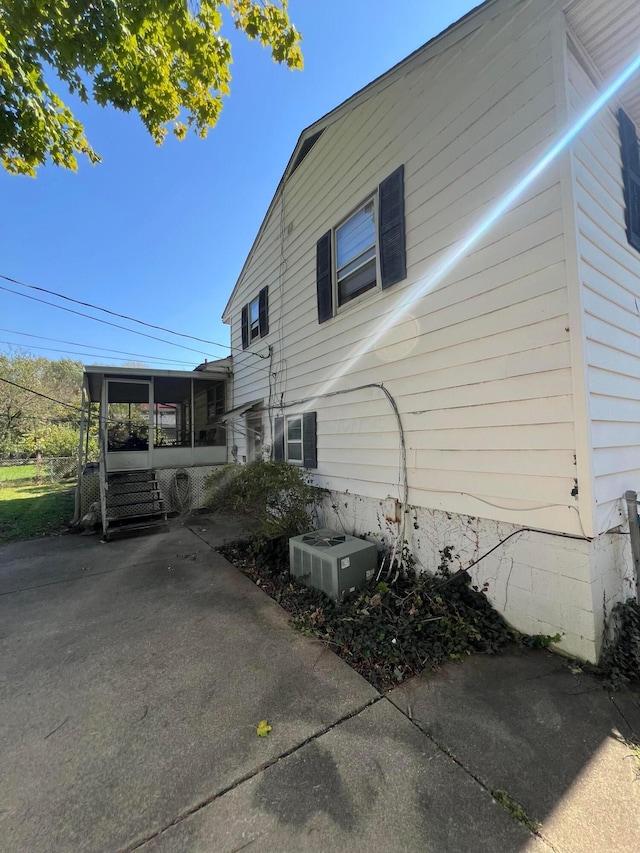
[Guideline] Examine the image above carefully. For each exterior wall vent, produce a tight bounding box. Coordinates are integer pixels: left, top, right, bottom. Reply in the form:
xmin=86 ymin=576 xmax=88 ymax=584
xmin=288 ymin=129 xmax=324 ymax=178
xmin=289 ymin=528 xmax=377 ymax=600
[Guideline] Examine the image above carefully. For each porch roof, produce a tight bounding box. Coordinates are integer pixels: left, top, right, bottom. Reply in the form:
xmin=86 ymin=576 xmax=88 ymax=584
xmin=84 ymin=363 xmax=230 ymax=403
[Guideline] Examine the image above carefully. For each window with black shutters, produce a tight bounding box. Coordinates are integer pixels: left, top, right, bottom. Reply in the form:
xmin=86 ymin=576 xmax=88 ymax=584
xmin=618 ymin=109 xmax=640 ymax=252
xmin=274 ymin=412 xmax=317 ymax=468
xmin=241 ymin=285 xmax=269 ymax=349
xmin=316 ymin=165 xmax=406 ymax=323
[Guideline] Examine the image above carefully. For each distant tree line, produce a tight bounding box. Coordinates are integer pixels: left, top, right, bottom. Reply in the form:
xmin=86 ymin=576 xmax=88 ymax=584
xmin=0 ymin=353 xmax=96 ymax=458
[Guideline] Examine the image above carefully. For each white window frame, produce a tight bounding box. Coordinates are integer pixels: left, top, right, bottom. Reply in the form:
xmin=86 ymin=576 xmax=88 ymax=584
xmin=285 ymin=415 xmax=303 ymax=465
xmin=334 ymin=194 xmax=379 ymax=309
xmin=249 ymin=296 xmax=260 ymax=341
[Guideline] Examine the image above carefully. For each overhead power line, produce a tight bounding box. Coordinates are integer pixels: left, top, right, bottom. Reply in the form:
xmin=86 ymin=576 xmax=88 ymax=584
xmin=0 ymin=340 xmax=192 ymax=366
xmin=0 ymin=282 xmax=216 ymax=359
xmin=0 ymin=272 xmax=268 ymax=359
xmin=0 ymin=376 xmax=83 ymax=413
xmin=0 ymin=281 xmax=271 ymax=375
xmin=0 ymin=331 xmax=197 ymax=366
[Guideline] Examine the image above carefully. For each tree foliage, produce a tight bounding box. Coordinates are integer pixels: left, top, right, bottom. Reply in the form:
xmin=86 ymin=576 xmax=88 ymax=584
xmin=0 ymin=1 xmax=303 ymax=176
xmin=0 ymin=353 xmax=87 ymax=456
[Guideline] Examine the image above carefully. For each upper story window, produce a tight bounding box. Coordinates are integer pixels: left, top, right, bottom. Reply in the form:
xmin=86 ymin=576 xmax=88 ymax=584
xmin=618 ymin=109 xmax=640 ymax=252
xmin=336 ymin=199 xmax=377 ymax=305
xmin=241 ymin=285 xmax=269 ymax=349
xmin=316 ymin=165 xmax=407 ymax=323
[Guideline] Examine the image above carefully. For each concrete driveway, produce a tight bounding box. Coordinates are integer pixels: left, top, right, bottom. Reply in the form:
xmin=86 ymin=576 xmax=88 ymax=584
xmin=1 ymin=518 xmax=639 ymax=852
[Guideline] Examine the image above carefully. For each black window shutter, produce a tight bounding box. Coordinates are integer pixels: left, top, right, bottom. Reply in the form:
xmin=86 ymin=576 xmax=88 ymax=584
xmin=618 ymin=109 xmax=640 ymax=252
xmin=379 ymin=165 xmax=407 ymax=289
xmin=241 ymin=303 xmax=249 ymax=349
xmin=258 ymin=286 xmax=269 ymax=337
xmin=316 ymin=231 xmax=333 ymax=323
xmin=274 ymin=416 xmax=285 ymax=462
xmin=302 ymin=412 xmax=317 ymax=469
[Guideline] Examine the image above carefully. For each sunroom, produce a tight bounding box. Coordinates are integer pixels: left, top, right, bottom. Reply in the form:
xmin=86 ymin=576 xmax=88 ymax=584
xmin=75 ymin=361 xmax=231 ymax=534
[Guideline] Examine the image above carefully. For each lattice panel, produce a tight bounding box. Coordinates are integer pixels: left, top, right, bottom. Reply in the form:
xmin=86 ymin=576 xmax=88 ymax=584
xmin=81 ymin=466 xmax=221 ymax=516
xmin=81 ymin=473 xmax=100 ymax=515
xmin=156 ymin=466 xmax=219 ymax=514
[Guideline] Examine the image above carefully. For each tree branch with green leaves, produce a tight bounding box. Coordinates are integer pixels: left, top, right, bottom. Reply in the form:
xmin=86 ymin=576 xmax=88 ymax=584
xmin=0 ymin=0 xmax=303 ymax=176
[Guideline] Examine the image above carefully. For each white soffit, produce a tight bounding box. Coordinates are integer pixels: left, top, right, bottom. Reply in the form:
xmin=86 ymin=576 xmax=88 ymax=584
xmin=565 ymin=0 xmax=640 ymax=125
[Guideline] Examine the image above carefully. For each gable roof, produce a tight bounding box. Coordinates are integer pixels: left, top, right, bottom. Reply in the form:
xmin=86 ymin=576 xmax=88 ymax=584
xmin=221 ymin=0 xmax=511 ymax=321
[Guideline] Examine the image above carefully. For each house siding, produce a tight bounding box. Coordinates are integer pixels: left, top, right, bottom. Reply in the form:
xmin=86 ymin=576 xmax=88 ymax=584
xmin=228 ymin=0 xmax=579 ymax=534
xmin=568 ymin=46 xmax=640 ymax=534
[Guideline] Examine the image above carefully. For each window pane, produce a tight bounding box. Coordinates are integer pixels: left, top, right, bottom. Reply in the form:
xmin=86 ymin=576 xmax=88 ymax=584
xmin=337 ymin=202 xmax=375 ymax=268
xmin=250 ymin=298 xmax=260 ymax=340
xmin=338 ymin=244 xmax=376 ymax=280
xmin=107 ymin=381 xmax=149 ymax=404
xmin=338 ymin=257 xmax=377 ymax=305
xmin=107 ymin=406 xmax=149 ymax=451
xmin=250 ymin=298 xmax=259 ymax=325
xmin=194 ymin=380 xmax=226 ymax=447
xmin=107 ymin=382 xmax=150 ymax=451
xmin=287 ymin=442 xmax=302 ymax=461
xmin=154 ymin=377 xmax=191 ymax=448
xmin=287 ymin=418 xmax=302 ymax=440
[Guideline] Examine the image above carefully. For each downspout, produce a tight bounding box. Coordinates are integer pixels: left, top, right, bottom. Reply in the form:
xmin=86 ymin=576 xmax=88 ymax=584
xmin=624 ymin=490 xmax=640 ymax=602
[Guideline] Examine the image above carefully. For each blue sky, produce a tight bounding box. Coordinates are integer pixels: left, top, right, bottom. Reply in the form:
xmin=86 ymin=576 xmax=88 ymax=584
xmin=0 ymin=0 xmax=479 ymax=370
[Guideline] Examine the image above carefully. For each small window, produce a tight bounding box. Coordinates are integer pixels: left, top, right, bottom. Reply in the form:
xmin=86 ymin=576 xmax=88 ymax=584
xmin=241 ymin=286 xmax=269 ymax=349
xmin=286 ymin=416 xmax=303 ymax=463
xmin=336 ymin=199 xmax=377 ymax=305
xmin=273 ymin=412 xmax=317 ymax=468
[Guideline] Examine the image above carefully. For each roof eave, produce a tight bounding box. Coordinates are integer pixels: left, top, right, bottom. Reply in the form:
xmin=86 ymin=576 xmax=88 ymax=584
xmin=221 ymin=0 xmax=506 ymax=319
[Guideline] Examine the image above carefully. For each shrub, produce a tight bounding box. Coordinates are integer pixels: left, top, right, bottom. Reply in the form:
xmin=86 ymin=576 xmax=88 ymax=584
xmin=220 ymin=535 xmax=518 ymax=691
xmin=600 ymin=598 xmax=640 ymax=688
xmin=205 ymin=461 xmax=322 ymax=539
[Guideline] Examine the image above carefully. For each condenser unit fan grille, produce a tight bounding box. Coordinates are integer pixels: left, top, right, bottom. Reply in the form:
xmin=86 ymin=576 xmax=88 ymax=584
xmin=301 ymin=533 xmax=346 ymax=547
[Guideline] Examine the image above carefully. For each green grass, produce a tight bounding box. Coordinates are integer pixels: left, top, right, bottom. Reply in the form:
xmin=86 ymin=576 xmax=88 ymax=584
xmin=0 ymin=481 xmax=75 ymax=543
xmin=0 ymin=464 xmax=37 ymax=483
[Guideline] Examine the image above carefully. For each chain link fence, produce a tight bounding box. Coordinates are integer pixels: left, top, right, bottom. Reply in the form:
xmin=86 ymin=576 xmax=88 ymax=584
xmin=0 ymin=457 xmax=77 ymax=484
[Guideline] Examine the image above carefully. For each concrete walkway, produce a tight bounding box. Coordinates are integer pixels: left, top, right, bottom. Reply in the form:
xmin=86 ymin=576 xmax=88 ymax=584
xmin=1 ymin=518 xmax=639 ymax=852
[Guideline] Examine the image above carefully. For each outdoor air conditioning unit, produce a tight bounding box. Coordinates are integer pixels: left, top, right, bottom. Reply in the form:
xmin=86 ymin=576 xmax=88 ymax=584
xmin=289 ymin=528 xmax=378 ymax=600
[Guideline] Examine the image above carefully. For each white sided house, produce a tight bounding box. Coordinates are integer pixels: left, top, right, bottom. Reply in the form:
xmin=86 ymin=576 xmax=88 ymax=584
xmin=222 ymin=0 xmax=640 ymax=662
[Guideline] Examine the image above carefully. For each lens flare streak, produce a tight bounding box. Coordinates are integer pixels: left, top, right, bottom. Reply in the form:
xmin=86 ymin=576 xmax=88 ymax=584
xmin=300 ymin=49 xmax=640 ymax=411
